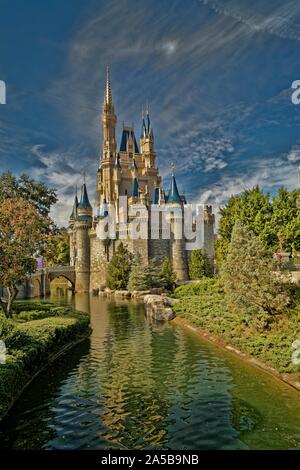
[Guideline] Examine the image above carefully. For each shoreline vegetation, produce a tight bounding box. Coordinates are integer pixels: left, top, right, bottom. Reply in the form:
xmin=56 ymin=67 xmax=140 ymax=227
xmin=0 ymin=301 xmax=90 ymax=421
xmin=171 ymin=279 xmax=300 ymax=391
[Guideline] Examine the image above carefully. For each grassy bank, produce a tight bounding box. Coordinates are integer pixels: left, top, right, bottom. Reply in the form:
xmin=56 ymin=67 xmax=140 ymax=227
xmin=172 ymin=279 xmax=300 ymax=379
xmin=0 ymin=301 xmax=90 ymax=419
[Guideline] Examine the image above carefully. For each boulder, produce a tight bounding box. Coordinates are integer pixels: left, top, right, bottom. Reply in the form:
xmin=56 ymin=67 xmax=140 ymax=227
xmin=114 ymin=290 xmax=131 ymax=298
xmin=131 ymin=290 xmax=151 ymax=299
xmin=143 ymin=294 xmax=176 ymax=322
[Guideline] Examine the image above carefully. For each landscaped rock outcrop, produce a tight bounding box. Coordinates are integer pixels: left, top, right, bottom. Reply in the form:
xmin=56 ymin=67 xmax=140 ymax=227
xmin=143 ymin=295 xmax=178 ymax=321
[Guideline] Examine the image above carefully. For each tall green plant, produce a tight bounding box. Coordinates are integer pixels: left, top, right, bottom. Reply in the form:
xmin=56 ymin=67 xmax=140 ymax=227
xmin=221 ymin=221 xmax=290 ymax=321
xmin=106 ymin=243 xmax=133 ymax=290
xmin=188 ymin=249 xmax=213 ymax=279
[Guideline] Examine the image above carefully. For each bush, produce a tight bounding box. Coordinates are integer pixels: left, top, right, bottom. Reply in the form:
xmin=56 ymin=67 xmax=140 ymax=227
xmin=172 ymin=278 xmax=300 ymax=378
xmin=0 ymin=301 xmax=90 ymax=419
xmin=173 ymin=278 xmax=218 ymax=298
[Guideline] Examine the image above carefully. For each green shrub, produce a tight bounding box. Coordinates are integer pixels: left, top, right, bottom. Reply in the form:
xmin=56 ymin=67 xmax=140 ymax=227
xmin=173 ymin=278 xmax=217 ymax=298
xmin=0 ymin=302 xmax=90 ymax=419
xmin=173 ymin=277 xmax=300 ymax=378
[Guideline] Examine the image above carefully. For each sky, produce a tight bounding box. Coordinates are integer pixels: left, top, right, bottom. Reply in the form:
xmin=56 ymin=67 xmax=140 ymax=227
xmin=1 ymin=0 xmax=300 ymax=226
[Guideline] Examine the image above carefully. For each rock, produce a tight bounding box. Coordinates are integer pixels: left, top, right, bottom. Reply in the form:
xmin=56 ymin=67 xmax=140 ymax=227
xmin=92 ymin=288 xmax=99 ymax=296
xmin=104 ymin=287 xmax=115 ymax=295
xmin=149 ymin=287 xmax=164 ymax=295
xmin=131 ymin=290 xmax=151 ymax=299
xmin=114 ymin=290 xmax=131 ymax=298
xmin=163 ymin=296 xmax=179 ymax=307
xmin=143 ymin=294 xmax=176 ymax=322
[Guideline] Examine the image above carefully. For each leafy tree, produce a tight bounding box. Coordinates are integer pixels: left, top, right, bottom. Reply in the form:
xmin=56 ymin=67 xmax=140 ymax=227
xmin=127 ymin=256 xmax=161 ymax=291
xmin=270 ymin=187 xmax=300 ymax=253
xmin=159 ymin=256 xmax=176 ymax=290
xmin=106 ymin=243 xmax=133 ymax=290
xmin=0 ymin=172 xmax=57 ymax=219
xmin=0 ymin=198 xmax=45 ymax=317
xmin=43 ymin=228 xmax=70 ymax=266
xmin=127 ymin=254 xmax=149 ymax=291
xmin=221 ymin=221 xmax=290 ymax=323
xmin=188 ymin=249 xmax=213 ymax=279
xmin=215 ymin=186 xmax=300 ymax=267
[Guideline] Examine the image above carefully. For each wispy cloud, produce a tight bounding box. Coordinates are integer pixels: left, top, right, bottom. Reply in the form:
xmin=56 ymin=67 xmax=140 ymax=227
xmin=30 ymin=144 xmax=97 ymax=225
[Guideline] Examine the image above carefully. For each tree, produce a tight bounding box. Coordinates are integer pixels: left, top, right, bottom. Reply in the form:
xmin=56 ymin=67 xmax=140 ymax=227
xmin=159 ymin=257 xmax=176 ymax=290
xmin=270 ymin=187 xmax=300 ymax=253
xmin=106 ymin=243 xmax=133 ymax=290
xmin=0 ymin=172 xmax=57 ymax=219
xmin=188 ymin=249 xmax=213 ymax=279
xmin=221 ymin=221 xmax=290 ymax=323
xmin=127 ymin=256 xmax=161 ymax=291
xmin=127 ymin=254 xmax=149 ymax=291
xmin=0 ymin=198 xmax=45 ymax=317
xmin=43 ymin=228 xmax=70 ymax=266
xmin=215 ymin=186 xmax=274 ymax=266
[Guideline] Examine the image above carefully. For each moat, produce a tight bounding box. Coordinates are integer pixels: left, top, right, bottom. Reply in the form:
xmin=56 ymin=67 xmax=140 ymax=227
xmin=1 ymin=293 xmax=300 ymax=450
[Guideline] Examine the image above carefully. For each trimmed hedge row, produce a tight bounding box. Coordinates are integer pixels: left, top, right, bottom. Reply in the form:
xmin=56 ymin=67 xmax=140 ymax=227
xmin=0 ymin=301 xmax=90 ymax=419
xmin=172 ymin=280 xmax=300 ymax=377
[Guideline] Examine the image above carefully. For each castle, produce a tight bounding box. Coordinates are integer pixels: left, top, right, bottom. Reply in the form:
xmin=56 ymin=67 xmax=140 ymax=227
xmin=68 ymin=68 xmax=215 ymax=293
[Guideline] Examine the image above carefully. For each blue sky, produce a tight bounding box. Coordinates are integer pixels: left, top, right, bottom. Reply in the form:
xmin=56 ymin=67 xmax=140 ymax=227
xmin=1 ymin=0 xmax=300 ymax=225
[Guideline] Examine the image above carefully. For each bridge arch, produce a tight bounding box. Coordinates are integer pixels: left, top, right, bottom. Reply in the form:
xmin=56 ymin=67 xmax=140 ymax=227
xmin=48 ymin=273 xmax=75 ymax=292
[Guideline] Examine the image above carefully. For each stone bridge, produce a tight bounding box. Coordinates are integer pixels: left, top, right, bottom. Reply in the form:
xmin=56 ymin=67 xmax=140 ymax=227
xmin=27 ymin=266 xmax=75 ymax=298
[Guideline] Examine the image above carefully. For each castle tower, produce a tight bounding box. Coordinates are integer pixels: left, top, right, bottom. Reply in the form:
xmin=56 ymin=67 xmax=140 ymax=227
xmin=75 ymin=182 xmax=92 ymax=292
xmin=166 ymin=167 xmax=188 ymax=282
xmin=140 ymin=107 xmax=156 ymax=171
xmin=97 ymin=66 xmax=117 ymax=206
xmin=68 ymin=192 xmax=78 ymax=266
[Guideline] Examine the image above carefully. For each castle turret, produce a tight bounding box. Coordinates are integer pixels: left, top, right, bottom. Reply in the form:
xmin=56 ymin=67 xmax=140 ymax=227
xmin=166 ymin=166 xmax=188 ymax=282
xmin=97 ymin=66 xmax=117 ymax=205
xmin=75 ymin=182 xmax=92 ymax=292
xmin=140 ymin=107 xmax=156 ymax=170
xmin=68 ymin=192 xmax=78 ymax=266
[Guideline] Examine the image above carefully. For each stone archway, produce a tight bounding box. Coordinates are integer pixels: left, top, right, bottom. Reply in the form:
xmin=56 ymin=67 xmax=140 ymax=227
xmin=48 ymin=274 xmax=75 ymax=293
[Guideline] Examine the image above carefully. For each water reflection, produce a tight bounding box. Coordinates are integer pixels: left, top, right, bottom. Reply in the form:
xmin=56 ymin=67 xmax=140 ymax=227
xmin=0 ymin=293 xmax=300 ymax=450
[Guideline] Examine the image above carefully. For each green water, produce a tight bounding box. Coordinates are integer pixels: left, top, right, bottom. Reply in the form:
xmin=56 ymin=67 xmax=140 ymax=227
xmin=0 ymin=293 xmax=300 ymax=450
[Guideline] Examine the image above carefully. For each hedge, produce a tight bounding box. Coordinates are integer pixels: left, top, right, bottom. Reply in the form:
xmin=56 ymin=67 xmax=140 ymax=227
xmin=0 ymin=301 xmax=90 ymax=419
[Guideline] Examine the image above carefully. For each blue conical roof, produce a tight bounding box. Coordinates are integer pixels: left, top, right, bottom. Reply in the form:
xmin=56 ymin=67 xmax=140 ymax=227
xmin=166 ymin=174 xmax=182 ymax=204
xmin=131 ymin=177 xmax=139 ymax=198
xmin=153 ymin=187 xmax=159 ymax=204
xmin=78 ymin=183 xmax=92 ymax=209
xmin=141 ymin=117 xmax=146 ymax=138
xmin=120 ymin=129 xmax=139 ymax=153
xmin=69 ymin=194 xmax=78 ymax=220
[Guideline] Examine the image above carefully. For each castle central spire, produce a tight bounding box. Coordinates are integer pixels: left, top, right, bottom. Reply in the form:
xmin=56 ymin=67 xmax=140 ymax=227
xmin=104 ymin=65 xmax=113 ymax=106
xmin=101 ymin=65 xmax=117 ymax=161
